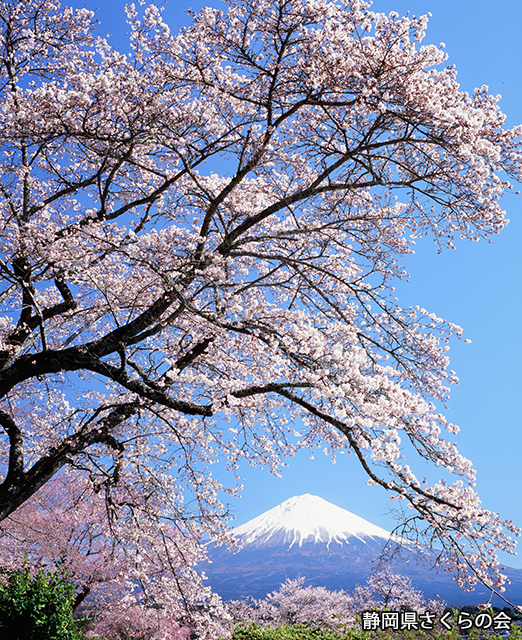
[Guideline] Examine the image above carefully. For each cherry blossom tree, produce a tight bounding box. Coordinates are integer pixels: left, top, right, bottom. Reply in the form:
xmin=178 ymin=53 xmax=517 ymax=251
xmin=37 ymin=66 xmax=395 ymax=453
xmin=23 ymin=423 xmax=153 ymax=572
xmin=0 ymin=0 xmax=521 ymax=607
xmin=0 ymin=471 xmax=228 ymax=639
xmin=227 ymin=577 xmax=355 ymax=630
xmin=225 ymin=573 xmax=445 ymax=631
xmin=352 ymin=568 xmax=445 ymax=616
xmin=0 ymin=472 xmax=119 ymax=606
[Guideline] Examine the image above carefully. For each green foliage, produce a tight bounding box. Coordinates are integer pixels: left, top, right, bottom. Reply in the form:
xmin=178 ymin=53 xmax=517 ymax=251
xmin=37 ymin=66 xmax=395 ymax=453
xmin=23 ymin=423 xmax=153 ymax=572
xmin=224 ymin=622 xmax=348 ymax=640
xmin=221 ymin=620 xmax=522 ymax=640
xmin=222 ymin=622 xmax=406 ymax=640
xmin=0 ymin=565 xmax=83 ymax=640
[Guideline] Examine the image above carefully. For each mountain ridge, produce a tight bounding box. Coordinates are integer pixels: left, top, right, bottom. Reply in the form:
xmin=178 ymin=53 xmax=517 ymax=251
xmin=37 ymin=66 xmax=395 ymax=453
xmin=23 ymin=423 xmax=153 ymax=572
xmin=202 ymin=494 xmax=522 ymax=606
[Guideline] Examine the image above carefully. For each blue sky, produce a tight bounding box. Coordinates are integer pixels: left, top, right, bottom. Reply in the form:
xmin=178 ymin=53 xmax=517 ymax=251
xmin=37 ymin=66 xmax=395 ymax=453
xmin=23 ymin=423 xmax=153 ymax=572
xmin=92 ymin=0 xmax=522 ymax=569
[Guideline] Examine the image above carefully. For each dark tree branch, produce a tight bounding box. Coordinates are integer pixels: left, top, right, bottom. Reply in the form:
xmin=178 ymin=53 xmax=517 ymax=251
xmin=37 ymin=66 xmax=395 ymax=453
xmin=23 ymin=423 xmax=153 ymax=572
xmin=175 ymin=337 xmax=214 ymax=371
xmin=0 ymin=410 xmax=24 ymax=489
xmin=0 ymin=401 xmax=138 ymax=521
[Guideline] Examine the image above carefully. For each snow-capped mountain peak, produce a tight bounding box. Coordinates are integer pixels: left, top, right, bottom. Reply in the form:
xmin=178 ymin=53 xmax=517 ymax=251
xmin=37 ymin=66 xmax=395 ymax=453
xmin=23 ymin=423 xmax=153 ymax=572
xmin=232 ymin=494 xmax=392 ymax=549
xmin=203 ymin=494 xmax=522 ymax=604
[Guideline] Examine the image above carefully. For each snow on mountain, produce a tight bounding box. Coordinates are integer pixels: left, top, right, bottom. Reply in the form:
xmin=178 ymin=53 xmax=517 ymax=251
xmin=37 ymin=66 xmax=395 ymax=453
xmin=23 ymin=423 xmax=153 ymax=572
xmin=202 ymin=494 xmax=522 ymax=605
xmin=232 ymin=494 xmax=393 ymax=549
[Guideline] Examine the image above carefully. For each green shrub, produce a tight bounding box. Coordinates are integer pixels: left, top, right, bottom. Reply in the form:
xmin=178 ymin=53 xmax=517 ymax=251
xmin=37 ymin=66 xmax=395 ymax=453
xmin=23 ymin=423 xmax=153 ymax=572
xmin=224 ymin=622 xmax=363 ymax=640
xmin=0 ymin=565 xmax=83 ymax=640
xmin=221 ymin=621 xmax=514 ymax=640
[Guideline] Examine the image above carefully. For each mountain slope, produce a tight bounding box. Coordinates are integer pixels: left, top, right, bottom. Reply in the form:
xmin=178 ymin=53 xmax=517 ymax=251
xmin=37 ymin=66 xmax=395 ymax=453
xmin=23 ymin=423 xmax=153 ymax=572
xmin=202 ymin=494 xmax=522 ymax=606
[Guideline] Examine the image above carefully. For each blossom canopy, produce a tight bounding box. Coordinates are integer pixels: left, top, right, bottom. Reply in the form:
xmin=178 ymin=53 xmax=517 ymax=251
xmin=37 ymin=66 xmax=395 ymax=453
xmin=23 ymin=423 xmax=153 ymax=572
xmin=0 ymin=0 xmax=520 ymax=610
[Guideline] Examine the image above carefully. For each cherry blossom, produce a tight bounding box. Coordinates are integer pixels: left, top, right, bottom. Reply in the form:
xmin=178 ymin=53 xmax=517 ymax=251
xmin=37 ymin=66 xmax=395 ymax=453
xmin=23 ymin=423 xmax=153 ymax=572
xmin=0 ymin=0 xmax=520 ymax=608
xmin=0 ymin=470 xmax=230 ymax=638
xmin=227 ymin=577 xmax=355 ymax=630
xmin=225 ymin=572 xmax=446 ymax=631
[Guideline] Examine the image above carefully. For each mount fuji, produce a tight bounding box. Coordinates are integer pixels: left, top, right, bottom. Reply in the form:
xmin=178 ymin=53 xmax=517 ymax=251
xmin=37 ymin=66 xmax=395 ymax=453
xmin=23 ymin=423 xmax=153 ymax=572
xmin=231 ymin=494 xmax=393 ymax=549
xmin=202 ymin=494 xmax=522 ymax=606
